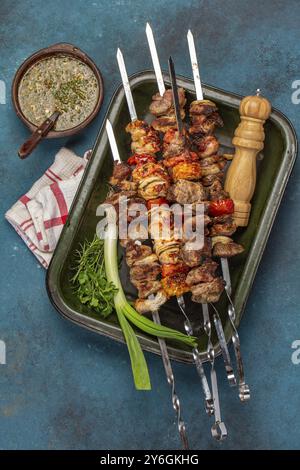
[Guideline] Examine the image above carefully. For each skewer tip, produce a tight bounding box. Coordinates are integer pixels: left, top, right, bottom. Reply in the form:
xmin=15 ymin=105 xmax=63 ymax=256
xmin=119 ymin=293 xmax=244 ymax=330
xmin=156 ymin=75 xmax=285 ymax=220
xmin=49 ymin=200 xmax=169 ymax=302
xmin=116 ymin=47 xmax=122 ymax=58
xmin=187 ymin=29 xmax=193 ymax=38
xmin=146 ymin=22 xmax=151 ymax=31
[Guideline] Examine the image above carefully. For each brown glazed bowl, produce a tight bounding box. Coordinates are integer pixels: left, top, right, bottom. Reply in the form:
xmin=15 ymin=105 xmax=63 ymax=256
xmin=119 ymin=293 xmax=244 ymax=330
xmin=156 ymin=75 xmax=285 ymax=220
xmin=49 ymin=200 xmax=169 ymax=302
xmin=12 ymin=43 xmax=104 ymax=138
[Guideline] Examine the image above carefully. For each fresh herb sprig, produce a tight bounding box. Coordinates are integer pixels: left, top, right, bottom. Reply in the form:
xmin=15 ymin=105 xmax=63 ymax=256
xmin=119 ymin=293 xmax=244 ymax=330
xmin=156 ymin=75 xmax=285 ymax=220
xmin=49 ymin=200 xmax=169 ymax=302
xmin=71 ymin=236 xmax=118 ymax=318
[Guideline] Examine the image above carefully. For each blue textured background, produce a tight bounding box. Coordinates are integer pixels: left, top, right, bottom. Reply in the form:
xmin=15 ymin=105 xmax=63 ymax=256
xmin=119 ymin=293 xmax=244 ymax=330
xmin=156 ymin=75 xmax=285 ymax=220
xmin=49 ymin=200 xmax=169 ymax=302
xmin=0 ymin=0 xmax=299 ymax=450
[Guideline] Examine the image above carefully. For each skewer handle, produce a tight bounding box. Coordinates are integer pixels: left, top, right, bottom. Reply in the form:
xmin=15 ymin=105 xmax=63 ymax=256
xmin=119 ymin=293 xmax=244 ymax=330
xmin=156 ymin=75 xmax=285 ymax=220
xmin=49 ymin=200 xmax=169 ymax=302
xmin=224 ymin=90 xmax=271 ymax=227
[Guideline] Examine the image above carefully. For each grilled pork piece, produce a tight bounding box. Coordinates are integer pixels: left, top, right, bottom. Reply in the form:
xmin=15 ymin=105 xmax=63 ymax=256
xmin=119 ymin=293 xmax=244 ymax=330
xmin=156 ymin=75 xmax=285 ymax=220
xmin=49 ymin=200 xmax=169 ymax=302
xmin=210 ymin=222 xmax=237 ymax=237
xmin=130 ymin=254 xmax=161 ymax=281
xmin=202 ymin=172 xmax=224 ymax=186
xmin=189 ymin=100 xmax=223 ymax=136
xmin=132 ymin=279 xmax=162 ymax=299
xmin=186 ymin=259 xmax=218 ymax=285
xmin=208 ymin=180 xmax=229 ymax=200
xmin=191 ymin=277 xmax=225 ymax=303
xmin=125 ymin=242 xmax=152 ymax=267
xmin=150 ymin=88 xmax=186 ymax=116
xmin=135 ymin=290 xmax=168 ymax=313
xmin=180 ymin=237 xmax=212 ymax=267
xmin=212 ymin=240 xmax=244 ymax=258
xmin=167 ymin=179 xmax=206 ymax=204
xmin=109 ymin=162 xmax=131 ymax=186
xmin=193 ymin=135 xmax=220 ymax=157
xmin=163 ymin=129 xmax=187 ymax=157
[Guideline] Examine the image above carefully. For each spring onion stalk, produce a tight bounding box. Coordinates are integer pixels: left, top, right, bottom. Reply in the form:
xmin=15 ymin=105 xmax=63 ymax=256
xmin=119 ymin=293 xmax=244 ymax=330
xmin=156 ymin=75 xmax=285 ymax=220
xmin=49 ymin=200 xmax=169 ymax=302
xmin=104 ymin=209 xmax=197 ymax=389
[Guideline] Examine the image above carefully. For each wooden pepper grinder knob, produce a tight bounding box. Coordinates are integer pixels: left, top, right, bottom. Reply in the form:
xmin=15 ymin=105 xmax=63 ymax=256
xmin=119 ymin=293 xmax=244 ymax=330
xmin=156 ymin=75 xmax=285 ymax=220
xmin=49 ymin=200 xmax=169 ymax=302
xmin=224 ymin=90 xmax=271 ymax=226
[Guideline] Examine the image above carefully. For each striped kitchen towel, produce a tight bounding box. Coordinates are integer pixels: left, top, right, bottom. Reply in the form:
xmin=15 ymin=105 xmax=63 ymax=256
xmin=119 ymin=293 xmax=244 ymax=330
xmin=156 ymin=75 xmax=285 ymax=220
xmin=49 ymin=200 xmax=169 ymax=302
xmin=5 ymin=147 xmax=89 ymax=268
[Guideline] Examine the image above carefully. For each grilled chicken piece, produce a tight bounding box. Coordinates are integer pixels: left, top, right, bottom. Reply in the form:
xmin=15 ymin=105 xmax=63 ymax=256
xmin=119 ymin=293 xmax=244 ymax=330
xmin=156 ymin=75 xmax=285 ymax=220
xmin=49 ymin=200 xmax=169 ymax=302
xmin=132 ymin=161 xmax=169 ymax=183
xmin=191 ymin=277 xmax=225 ymax=303
xmin=130 ymin=253 xmax=161 ymax=281
xmin=109 ymin=162 xmax=131 ymax=185
xmin=180 ymin=237 xmax=212 ymax=267
xmin=150 ymin=88 xmax=186 ymax=116
xmin=167 ymin=179 xmax=206 ymax=204
xmin=126 ymin=120 xmax=161 ymax=155
xmin=161 ymin=272 xmax=190 ymax=298
xmin=125 ymin=242 xmax=152 ymax=267
xmin=199 ymin=154 xmax=225 ymax=167
xmin=186 ymin=259 xmax=219 ymax=285
xmin=135 ymin=290 xmax=168 ymax=313
xmin=213 ymin=241 xmax=244 ymax=258
xmin=131 ymin=279 xmax=162 ymax=299
xmin=172 ymin=162 xmax=202 ymax=181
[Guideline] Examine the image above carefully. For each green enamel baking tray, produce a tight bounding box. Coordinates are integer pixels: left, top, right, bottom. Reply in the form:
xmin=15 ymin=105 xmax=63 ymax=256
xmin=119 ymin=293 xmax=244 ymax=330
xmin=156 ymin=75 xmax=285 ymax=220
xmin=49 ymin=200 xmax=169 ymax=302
xmin=46 ymin=71 xmax=297 ymax=363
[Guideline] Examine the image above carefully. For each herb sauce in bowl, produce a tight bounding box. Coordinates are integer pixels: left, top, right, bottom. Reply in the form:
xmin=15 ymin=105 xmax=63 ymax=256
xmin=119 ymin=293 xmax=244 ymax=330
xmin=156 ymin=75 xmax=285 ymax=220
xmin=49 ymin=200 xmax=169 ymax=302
xmin=18 ymin=54 xmax=99 ymax=131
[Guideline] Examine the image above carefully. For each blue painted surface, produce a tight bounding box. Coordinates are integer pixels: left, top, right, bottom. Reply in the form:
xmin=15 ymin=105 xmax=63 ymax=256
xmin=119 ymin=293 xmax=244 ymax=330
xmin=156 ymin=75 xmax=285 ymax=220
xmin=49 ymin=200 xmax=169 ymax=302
xmin=0 ymin=0 xmax=299 ymax=450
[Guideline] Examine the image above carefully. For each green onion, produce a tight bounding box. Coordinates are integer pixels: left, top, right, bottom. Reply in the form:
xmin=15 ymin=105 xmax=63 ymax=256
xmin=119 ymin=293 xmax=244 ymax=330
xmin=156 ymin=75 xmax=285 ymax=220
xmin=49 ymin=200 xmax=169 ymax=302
xmin=104 ymin=209 xmax=197 ymax=390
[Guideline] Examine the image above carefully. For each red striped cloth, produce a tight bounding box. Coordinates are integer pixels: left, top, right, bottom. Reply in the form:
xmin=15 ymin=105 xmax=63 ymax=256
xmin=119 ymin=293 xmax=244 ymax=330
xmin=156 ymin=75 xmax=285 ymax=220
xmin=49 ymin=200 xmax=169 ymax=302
xmin=5 ymin=147 xmax=89 ymax=268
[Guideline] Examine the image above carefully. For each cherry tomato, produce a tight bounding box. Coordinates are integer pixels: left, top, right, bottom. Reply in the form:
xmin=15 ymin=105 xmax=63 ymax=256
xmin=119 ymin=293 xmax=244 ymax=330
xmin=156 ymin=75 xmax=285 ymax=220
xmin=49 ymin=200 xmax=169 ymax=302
xmin=209 ymin=199 xmax=234 ymax=217
xmin=127 ymin=154 xmax=156 ymax=166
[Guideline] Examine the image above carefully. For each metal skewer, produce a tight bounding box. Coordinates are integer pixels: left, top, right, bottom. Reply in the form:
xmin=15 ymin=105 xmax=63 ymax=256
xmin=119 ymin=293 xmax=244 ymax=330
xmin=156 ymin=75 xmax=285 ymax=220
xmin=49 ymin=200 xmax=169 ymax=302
xmin=146 ymin=23 xmax=166 ymax=96
xmin=187 ymin=29 xmax=237 ymax=388
xmin=168 ymin=56 xmax=214 ymax=416
xmin=113 ymin=56 xmax=190 ymax=448
xmin=187 ymin=30 xmax=249 ymax=399
xmin=106 ymin=118 xmax=189 ymax=449
xmin=145 ymin=26 xmax=214 ymax=416
xmin=117 ymin=46 xmax=213 ymax=417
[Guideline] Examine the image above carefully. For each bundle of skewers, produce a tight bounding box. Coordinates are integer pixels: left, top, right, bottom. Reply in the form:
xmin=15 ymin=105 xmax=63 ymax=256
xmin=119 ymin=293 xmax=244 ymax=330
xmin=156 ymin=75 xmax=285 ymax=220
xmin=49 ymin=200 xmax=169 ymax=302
xmin=98 ymin=24 xmax=273 ymax=448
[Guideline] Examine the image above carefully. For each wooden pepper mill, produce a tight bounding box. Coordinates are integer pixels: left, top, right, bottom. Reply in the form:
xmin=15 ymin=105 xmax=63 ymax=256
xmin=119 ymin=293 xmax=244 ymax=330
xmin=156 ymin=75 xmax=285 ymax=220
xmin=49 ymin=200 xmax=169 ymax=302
xmin=224 ymin=90 xmax=271 ymax=226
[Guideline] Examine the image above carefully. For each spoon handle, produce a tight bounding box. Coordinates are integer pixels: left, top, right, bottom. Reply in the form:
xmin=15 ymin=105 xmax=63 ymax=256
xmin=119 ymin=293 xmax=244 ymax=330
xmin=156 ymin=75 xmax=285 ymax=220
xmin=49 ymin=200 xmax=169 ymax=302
xmin=18 ymin=111 xmax=60 ymax=159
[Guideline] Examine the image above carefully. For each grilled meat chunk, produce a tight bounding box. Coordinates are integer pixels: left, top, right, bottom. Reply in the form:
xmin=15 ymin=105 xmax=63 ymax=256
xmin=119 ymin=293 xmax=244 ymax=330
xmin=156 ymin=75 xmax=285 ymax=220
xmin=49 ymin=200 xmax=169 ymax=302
xmin=202 ymin=172 xmax=224 ymax=186
xmin=172 ymin=162 xmax=202 ymax=181
xmin=130 ymin=254 xmax=161 ymax=281
xmin=191 ymin=277 xmax=225 ymax=303
xmin=189 ymin=100 xmax=218 ymax=116
xmin=193 ymin=135 xmax=220 ymax=157
xmin=208 ymin=180 xmax=229 ymax=200
xmin=161 ymin=272 xmax=190 ymax=298
xmin=210 ymin=222 xmax=237 ymax=237
xmin=163 ymin=129 xmax=187 ymax=157
xmin=132 ymin=279 xmax=162 ymax=299
xmin=125 ymin=242 xmax=152 ymax=267
xmin=135 ymin=289 xmax=168 ymax=313
xmin=180 ymin=237 xmax=212 ymax=267
xmin=186 ymin=259 xmax=218 ymax=285
xmin=109 ymin=162 xmax=131 ymax=185
xmin=152 ymin=113 xmax=185 ymax=133
xmin=212 ymin=240 xmax=244 ymax=258
xmin=167 ymin=179 xmax=206 ymax=205
xmin=126 ymin=120 xmax=161 ymax=155
xmin=190 ymin=111 xmax=223 ymax=135
xmin=150 ymin=88 xmax=186 ymax=116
